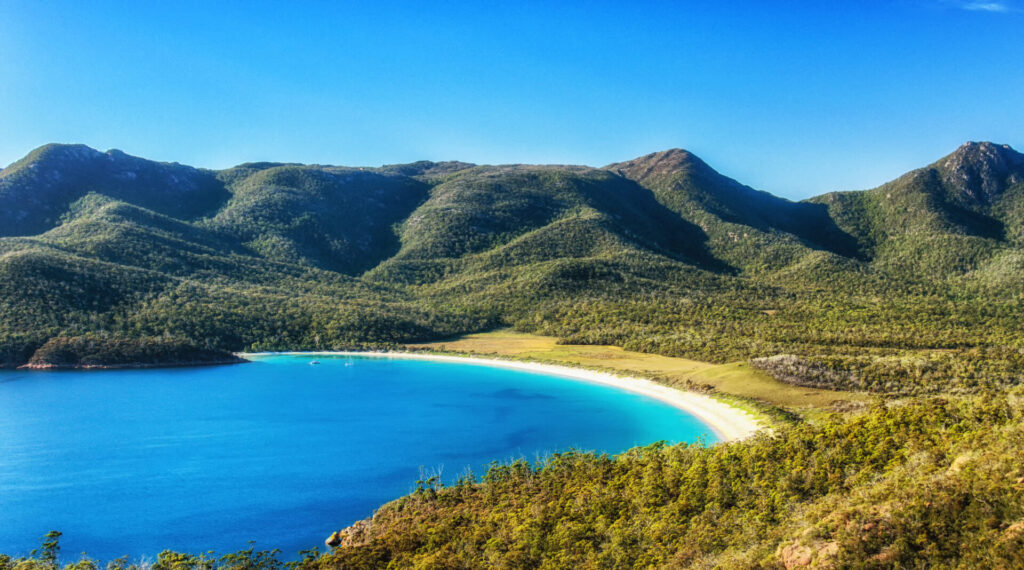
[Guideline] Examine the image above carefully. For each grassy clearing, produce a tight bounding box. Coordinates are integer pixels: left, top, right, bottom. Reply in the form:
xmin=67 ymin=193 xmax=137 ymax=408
xmin=407 ymin=329 xmax=869 ymax=417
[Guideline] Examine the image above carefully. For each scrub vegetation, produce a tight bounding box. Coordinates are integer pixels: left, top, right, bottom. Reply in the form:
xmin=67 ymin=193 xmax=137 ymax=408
xmin=5 ymin=390 xmax=1023 ymax=568
xmin=316 ymin=390 xmax=1024 ymax=568
xmin=2 ymin=141 xmax=1023 ymax=566
xmin=2 ymin=142 xmax=1021 ymax=393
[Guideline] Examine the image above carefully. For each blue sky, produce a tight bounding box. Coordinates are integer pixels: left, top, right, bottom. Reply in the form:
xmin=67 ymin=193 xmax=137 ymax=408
xmin=1 ymin=0 xmax=1021 ymax=199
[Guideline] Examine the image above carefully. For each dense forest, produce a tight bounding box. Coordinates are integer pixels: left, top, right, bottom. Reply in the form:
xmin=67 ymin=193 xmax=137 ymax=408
xmin=17 ymin=335 xmax=241 ymax=369
xmin=2 ymin=141 xmax=1024 ymax=566
xmin=1 ymin=141 xmax=1022 ymax=393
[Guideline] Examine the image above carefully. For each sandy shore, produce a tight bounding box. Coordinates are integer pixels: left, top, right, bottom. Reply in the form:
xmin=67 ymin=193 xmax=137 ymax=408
xmin=243 ymin=351 xmax=764 ymax=442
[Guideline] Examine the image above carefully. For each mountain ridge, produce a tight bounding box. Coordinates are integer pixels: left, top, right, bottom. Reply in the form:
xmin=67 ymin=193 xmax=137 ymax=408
xmin=3 ymin=140 xmax=1020 ymax=280
xmin=6 ymin=141 xmax=1021 ymax=226
xmin=1 ymin=141 xmax=1022 ymax=397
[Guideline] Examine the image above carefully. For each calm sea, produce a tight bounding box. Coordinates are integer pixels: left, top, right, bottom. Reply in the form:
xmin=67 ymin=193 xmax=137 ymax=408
xmin=0 ymin=354 xmax=715 ymax=560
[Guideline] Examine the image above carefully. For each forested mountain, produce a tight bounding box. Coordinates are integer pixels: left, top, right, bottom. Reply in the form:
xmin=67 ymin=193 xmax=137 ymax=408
xmin=811 ymin=142 xmax=1023 ymax=278
xmin=0 ymin=144 xmax=227 ymax=236
xmin=4 ymin=141 xmax=1024 ymax=566
xmin=2 ymin=142 xmax=1023 ymax=394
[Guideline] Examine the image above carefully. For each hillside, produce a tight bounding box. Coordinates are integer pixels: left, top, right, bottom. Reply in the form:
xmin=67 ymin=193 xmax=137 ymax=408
xmin=810 ymin=142 xmax=1022 ymax=278
xmin=313 ymin=390 xmax=1024 ymax=568
xmin=3 ymin=142 xmax=1024 ymax=568
xmin=2 ymin=142 xmax=1023 ymax=395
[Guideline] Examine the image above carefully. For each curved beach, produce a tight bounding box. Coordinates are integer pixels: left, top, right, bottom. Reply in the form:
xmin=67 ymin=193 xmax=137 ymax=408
xmin=243 ymin=351 xmax=764 ymax=442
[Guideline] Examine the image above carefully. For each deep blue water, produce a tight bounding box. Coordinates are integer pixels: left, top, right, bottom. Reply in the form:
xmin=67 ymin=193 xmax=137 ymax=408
xmin=0 ymin=354 xmax=715 ymax=561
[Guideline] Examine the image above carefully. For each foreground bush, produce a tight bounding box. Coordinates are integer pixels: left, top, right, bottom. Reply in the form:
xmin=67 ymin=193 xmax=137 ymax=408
xmin=317 ymin=390 xmax=1024 ymax=568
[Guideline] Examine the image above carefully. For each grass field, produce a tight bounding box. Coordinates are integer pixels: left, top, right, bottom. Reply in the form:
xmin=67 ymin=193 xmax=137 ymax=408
xmin=407 ymin=329 xmax=869 ymax=419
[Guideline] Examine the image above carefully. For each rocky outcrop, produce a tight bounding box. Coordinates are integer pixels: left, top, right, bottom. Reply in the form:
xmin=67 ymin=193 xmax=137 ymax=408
xmin=777 ymin=540 xmax=840 ymax=568
xmin=606 ymin=148 xmax=707 ymax=182
xmin=324 ymin=531 xmax=342 ymax=548
xmin=325 ymin=519 xmax=373 ymax=549
xmin=936 ymin=141 xmax=1024 ymax=205
xmin=750 ymin=354 xmax=856 ymax=390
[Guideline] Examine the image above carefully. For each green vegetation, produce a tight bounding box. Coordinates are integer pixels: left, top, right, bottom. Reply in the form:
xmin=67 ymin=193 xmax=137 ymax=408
xmin=751 ymin=348 xmax=1024 ymax=395
xmin=2 ymin=142 xmax=1022 ymax=396
xmin=2 ymin=141 xmax=1024 ymax=565
xmin=311 ymin=390 xmax=1024 ymax=568
xmin=0 ymin=533 xmax=305 ymax=570
xmin=20 ymin=334 xmax=242 ymax=368
xmin=9 ymin=391 xmax=1021 ymax=568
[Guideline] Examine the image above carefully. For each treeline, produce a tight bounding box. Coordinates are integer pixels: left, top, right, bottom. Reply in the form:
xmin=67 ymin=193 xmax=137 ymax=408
xmin=1 ymin=333 xmax=243 ymax=369
xmin=508 ymin=289 xmax=1024 ymax=394
xmin=0 ymin=332 xmax=49 ymax=368
xmin=20 ymin=335 xmax=242 ymax=369
xmin=4 ymin=239 xmax=1022 ymax=393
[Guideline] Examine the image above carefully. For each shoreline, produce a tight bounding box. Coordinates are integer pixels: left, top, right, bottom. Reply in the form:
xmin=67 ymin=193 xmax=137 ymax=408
xmin=242 ymin=350 xmax=764 ymax=442
xmin=16 ymin=357 xmax=247 ymax=370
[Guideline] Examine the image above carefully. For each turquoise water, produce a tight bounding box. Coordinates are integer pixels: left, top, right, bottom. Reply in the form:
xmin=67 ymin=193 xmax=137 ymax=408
xmin=0 ymin=354 xmax=715 ymax=560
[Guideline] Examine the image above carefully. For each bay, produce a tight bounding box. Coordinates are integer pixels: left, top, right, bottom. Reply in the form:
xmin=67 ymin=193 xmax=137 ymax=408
xmin=0 ymin=354 xmax=715 ymax=560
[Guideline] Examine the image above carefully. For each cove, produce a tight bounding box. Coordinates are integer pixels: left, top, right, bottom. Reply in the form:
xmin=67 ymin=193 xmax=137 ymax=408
xmin=0 ymin=354 xmax=718 ymax=561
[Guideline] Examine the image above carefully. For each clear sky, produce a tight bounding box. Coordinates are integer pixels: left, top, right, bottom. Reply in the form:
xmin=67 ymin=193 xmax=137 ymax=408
xmin=1 ymin=0 xmax=1021 ymax=199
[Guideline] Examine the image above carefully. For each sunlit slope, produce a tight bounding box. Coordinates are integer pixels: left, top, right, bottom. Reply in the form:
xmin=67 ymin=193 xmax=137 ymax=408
xmin=608 ymin=148 xmax=864 ymax=271
xmin=0 ymin=144 xmax=228 ymax=237
xmin=811 ymin=142 xmax=1024 ymax=279
xmin=365 ymin=165 xmax=724 ymax=286
xmin=206 ymin=164 xmax=433 ymax=274
xmin=1 ymin=142 xmax=1022 ymax=395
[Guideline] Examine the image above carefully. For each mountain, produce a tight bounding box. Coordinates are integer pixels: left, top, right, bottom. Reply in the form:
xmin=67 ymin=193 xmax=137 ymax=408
xmin=4 ymin=142 xmax=1023 ymax=568
xmin=935 ymin=141 xmax=1024 ymax=206
xmin=205 ymin=164 xmax=431 ymax=274
xmin=0 ymin=144 xmax=228 ymax=237
xmin=607 ymin=149 xmax=863 ymax=269
xmin=811 ymin=141 xmax=1024 ymax=278
xmin=1 ymin=142 xmax=1022 ymax=395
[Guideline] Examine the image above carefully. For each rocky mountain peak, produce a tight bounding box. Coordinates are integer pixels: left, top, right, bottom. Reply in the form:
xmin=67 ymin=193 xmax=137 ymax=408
xmin=605 ymin=148 xmax=709 ymax=182
xmin=936 ymin=141 xmax=1024 ymax=203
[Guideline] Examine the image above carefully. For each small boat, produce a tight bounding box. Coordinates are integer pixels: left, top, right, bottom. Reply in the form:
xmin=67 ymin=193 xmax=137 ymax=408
xmin=309 ymin=360 xmax=321 ymax=365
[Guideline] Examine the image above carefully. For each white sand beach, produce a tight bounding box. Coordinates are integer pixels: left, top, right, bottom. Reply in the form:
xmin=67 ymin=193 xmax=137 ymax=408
xmin=243 ymin=351 xmax=764 ymax=442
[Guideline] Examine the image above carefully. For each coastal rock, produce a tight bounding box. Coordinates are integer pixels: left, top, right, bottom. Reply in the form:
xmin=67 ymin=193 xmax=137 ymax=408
xmin=326 ymin=519 xmax=374 ymax=549
xmin=777 ymin=540 xmax=839 ymax=568
xmin=325 ymin=531 xmax=342 ymax=548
